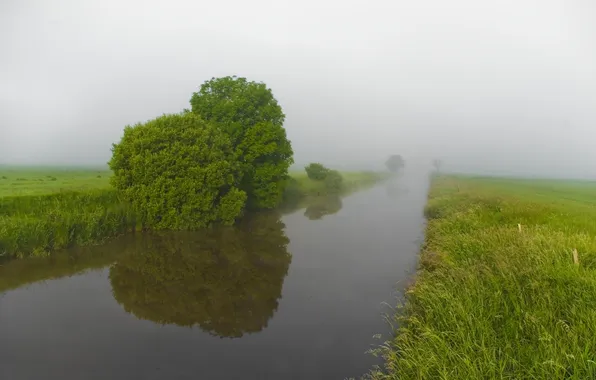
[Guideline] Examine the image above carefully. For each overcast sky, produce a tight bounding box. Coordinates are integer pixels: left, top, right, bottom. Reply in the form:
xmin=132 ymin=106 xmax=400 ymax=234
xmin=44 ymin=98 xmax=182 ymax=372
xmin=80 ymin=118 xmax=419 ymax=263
xmin=1 ymin=0 xmax=596 ymax=177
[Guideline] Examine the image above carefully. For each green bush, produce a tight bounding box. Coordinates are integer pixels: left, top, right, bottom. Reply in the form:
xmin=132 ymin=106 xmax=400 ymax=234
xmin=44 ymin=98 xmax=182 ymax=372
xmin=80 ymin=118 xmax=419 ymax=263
xmin=190 ymin=76 xmax=293 ymax=209
xmin=304 ymin=163 xmax=329 ymax=181
xmin=324 ymin=170 xmax=344 ymax=193
xmin=109 ymin=112 xmax=246 ymax=229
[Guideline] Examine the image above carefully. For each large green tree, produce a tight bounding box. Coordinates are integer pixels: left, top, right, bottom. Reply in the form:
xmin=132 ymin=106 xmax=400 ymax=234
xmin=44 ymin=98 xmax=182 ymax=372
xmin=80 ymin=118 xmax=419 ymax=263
xmin=108 ymin=113 xmax=246 ymax=229
xmin=190 ymin=76 xmax=293 ymax=209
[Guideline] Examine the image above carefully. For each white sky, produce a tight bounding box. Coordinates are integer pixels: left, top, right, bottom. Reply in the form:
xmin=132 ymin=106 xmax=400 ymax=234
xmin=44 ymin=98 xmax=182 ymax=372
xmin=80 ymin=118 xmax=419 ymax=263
xmin=1 ymin=0 xmax=596 ymax=177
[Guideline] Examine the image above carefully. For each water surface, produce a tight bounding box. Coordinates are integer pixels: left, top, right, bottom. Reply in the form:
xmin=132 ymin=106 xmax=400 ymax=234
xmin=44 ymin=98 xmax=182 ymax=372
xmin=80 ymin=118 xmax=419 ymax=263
xmin=0 ymin=172 xmax=429 ymax=380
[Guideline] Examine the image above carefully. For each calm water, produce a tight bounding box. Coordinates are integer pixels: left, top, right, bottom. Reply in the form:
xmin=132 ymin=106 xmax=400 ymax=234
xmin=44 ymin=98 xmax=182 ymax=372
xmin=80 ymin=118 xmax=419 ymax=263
xmin=0 ymin=172 xmax=429 ymax=380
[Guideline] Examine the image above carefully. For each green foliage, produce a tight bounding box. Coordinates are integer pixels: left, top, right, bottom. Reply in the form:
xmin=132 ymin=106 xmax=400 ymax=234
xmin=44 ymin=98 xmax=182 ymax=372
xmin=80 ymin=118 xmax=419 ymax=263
xmin=368 ymin=176 xmax=596 ymax=379
xmin=109 ymin=212 xmax=291 ymax=337
xmin=385 ymin=154 xmax=405 ymax=172
xmin=190 ymin=76 xmax=293 ymax=209
xmin=304 ymin=163 xmax=329 ymax=180
xmin=109 ymin=113 xmax=246 ymax=229
xmin=0 ymin=190 xmax=138 ymax=260
xmin=324 ymin=169 xmax=344 ymax=193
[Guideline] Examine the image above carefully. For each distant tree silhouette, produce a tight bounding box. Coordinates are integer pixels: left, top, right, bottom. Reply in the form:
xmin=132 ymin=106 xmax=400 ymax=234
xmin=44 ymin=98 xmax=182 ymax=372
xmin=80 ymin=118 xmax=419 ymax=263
xmin=385 ymin=155 xmax=405 ymax=173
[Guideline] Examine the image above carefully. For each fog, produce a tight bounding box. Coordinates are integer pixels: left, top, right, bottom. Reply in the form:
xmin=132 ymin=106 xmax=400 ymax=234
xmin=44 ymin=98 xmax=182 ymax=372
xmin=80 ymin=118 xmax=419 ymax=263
xmin=2 ymin=0 xmax=596 ymax=178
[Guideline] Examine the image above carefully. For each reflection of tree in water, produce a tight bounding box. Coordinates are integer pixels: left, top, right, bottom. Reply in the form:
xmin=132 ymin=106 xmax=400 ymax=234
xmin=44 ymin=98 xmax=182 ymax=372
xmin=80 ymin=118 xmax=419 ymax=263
xmin=303 ymin=196 xmax=342 ymax=220
xmin=109 ymin=212 xmax=291 ymax=338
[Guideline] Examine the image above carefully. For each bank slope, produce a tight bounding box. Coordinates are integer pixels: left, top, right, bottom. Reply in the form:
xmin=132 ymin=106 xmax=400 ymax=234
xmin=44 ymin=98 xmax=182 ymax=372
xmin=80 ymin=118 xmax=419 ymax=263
xmin=369 ymin=175 xmax=596 ymax=379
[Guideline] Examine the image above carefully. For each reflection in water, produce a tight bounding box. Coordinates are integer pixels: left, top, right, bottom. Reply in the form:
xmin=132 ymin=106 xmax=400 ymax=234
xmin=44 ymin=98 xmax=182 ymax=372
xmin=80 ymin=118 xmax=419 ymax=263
xmin=0 ymin=244 xmax=117 ymax=293
xmin=279 ymin=194 xmax=344 ymax=220
xmin=303 ymin=196 xmax=343 ymax=220
xmin=109 ymin=212 xmax=291 ymax=338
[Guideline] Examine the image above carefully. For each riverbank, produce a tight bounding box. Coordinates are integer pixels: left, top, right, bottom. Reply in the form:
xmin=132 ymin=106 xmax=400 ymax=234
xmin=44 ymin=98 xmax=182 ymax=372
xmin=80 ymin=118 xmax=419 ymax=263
xmin=369 ymin=175 xmax=596 ymax=379
xmin=0 ymin=168 xmax=387 ymax=260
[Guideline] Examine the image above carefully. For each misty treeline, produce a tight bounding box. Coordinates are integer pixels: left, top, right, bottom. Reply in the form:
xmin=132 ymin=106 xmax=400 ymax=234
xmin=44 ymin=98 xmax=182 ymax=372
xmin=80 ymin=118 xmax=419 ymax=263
xmin=109 ymin=76 xmax=294 ymax=229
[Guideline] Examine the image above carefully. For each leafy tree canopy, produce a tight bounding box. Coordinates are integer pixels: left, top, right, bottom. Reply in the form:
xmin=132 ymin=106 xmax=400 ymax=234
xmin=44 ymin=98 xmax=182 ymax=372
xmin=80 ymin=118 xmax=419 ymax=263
xmin=305 ymin=163 xmax=330 ymax=181
xmin=108 ymin=113 xmax=246 ymax=229
xmin=190 ymin=76 xmax=293 ymax=209
xmin=385 ymin=154 xmax=405 ymax=173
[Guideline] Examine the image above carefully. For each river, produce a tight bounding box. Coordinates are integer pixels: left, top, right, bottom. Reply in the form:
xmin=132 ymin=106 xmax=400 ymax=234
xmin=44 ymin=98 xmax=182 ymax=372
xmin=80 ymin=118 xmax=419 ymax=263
xmin=0 ymin=171 xmax=429 ymax=380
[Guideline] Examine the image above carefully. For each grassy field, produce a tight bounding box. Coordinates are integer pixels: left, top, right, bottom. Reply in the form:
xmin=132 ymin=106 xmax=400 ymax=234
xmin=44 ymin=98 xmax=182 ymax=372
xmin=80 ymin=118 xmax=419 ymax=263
xmin=0 ymin=167 xmax=386 ymax=260
xmin=368 ymin=175 xmax=596 ymax=379
xmin=0 ymin=167 xmax=111 ymax=196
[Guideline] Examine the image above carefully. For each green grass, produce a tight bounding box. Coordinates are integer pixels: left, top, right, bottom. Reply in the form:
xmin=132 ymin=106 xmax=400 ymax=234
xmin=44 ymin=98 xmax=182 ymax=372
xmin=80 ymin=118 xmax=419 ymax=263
xmin=0 ymin=190 xmax=139 ymax=260
xmin=0 ymin=168 xmax=135 ymax=260
xmin=0 ymin=167 xmax=386 ymax=260
xmin=368 ymin=175 xmax=596 ymax=379
xmin=285 ymin=170 xmax=387 ymax=197
xmin=0 ymin=167 xmax=111 ymax=196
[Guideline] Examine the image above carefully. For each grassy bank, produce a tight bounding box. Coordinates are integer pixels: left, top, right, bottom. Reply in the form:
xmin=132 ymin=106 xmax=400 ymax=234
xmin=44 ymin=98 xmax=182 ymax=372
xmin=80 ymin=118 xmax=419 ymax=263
xmin=284 ymin=170 xmax=387 ymax=198
xmin=0 ymin=168 xmax=386 ymax=260
xmin=0 ymin=190 xmax=139 ymax=259
xmin=369 ymin=175 xmax=596 ymax=379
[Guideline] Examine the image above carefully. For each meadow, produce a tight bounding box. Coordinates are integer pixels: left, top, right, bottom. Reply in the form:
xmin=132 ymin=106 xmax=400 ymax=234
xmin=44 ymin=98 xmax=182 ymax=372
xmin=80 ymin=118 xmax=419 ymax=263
xmin=0 ymin=167 xmax=112 ymax=196
xmin=368 ymin=175 xmax=596 ymax=379
xmin=0 ymin=167 xmax=385 ymax=260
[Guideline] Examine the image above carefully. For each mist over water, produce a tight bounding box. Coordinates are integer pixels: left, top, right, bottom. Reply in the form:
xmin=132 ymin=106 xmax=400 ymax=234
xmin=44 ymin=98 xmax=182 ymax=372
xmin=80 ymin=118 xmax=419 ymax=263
xmin=2 ymin=0 xmax=596 ymax=178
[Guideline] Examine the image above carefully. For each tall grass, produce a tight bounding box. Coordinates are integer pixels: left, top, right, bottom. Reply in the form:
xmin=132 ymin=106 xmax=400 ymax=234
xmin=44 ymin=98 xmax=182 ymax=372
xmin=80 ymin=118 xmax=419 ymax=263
xmin=0 ymin=189 xmax=139 ymax=259
xmin=368 ymin=175 xmax=596 ymax=379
